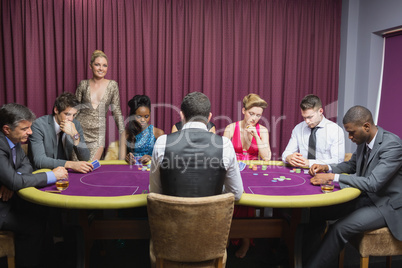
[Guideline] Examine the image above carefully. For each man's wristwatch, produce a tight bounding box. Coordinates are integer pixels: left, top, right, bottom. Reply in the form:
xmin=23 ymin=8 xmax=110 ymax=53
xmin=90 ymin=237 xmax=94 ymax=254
xmin=73 ymin=133 xmax=80 ymax=140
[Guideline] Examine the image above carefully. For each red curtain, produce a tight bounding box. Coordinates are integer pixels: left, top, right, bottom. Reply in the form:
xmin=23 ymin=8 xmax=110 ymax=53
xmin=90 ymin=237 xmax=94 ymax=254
xmin=0 ymin=0 xmax=341 ymax=159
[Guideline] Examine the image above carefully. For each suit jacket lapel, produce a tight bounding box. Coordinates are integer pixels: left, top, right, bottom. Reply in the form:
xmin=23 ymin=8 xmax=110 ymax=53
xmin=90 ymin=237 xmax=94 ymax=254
xmin=366 ymin=127 xmax=383 ymax=170
xmin=47 ymin=115 xmax=58 ymax=155
xmin=1 ymin=132 xmax=17 ymax=169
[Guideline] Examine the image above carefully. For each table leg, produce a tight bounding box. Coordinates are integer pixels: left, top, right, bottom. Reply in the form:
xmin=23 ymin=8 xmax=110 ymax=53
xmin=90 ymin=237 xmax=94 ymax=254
xmin=281 ymin=208 xmax=310 ymax=268
xmin=292 ymin=208 xmax=311 ymax=268
xmin=79 ymin=210 xmax=95 ymax=268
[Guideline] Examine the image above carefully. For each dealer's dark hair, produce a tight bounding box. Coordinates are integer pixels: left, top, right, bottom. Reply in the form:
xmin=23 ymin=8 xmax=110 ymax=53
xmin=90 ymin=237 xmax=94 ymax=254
xmin=53 ymin=92 xmax=79 ymax=115
xmin=128 ymin=95 xmax=151 ymax=115
xmin=126 ymin=119 xmax=142 ymax=145
xmin=0 ymin=103 xmax=36 ymax=130
xmin=343 ymin=105 xmax=374 ymax=126
xmin=181 ymin=92 xmax=211 ymax=124
xmin=300 ymin=94 xmax=322 ymax=111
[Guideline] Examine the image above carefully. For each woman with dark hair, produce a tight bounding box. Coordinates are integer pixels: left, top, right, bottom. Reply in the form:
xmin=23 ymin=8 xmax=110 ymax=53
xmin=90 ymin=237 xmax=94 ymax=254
xmin=119 ymin=95 xmax=164 ymax=164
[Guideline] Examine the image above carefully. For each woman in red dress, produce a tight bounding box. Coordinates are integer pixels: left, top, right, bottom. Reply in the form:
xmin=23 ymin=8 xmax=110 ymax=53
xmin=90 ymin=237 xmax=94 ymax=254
xmin=224 ymin=93 xmax=271 ymax=258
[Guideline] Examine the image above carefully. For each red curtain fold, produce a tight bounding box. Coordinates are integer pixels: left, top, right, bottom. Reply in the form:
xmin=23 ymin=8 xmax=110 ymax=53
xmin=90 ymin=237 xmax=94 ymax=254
xmin=0 ymin=0 xmax=341 ymax=159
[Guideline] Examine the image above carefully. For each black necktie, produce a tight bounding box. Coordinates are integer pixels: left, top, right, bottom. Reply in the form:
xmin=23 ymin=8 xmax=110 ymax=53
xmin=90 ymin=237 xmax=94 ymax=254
xmin=361 ymin=145 xmax=371 ymax=176
xmin=57 ymin=132 xmax=66 ymax=159
xmin=308 ymin=127 xmax=318 ymax=159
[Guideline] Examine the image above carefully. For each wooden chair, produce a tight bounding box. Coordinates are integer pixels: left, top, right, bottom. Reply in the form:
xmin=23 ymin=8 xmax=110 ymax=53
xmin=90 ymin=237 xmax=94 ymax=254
xmin=0 ymin=231 xmax=16 ymax=268
xmin=344 ymin=153 xmax=353 ymax=161
xmin=147 ymin=192 xmax=235 ymax=268
xmin=104 ymin=140 xmax=120 ymax=160
xmin=20 ymin=143 xmax=28 ymax=156
xmin=339 ymin=227 xmax=402 ymax=268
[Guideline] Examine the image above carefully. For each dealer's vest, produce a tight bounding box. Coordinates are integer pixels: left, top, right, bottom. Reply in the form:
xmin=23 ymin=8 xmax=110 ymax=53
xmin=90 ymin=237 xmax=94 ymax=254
xmin=160 ymin=128 xmax=227 ymax=197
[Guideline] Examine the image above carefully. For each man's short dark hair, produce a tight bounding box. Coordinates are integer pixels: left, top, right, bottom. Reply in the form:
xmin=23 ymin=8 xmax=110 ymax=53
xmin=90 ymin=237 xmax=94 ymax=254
xmin=300 ymin=94 xmax=322 ymax=111
xmin=343 ymin=105 xmax=374 ymax=126
xmin=53 ymin=92 xmax=79 ymax=115
xmin=181 ymin=92 xmax=211 ymax=124
xmin=0 ymin=103 xmax=36 ymax=130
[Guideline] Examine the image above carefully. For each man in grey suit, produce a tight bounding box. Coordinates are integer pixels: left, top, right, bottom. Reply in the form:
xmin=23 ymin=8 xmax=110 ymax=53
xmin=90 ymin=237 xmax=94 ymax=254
xmin=0 ymin=103 xmax=67 ymax=267
xmin=29 ymin=92 xmax=93 ymax=173
xmin=305 ymin=105 xmax=402 ymax=267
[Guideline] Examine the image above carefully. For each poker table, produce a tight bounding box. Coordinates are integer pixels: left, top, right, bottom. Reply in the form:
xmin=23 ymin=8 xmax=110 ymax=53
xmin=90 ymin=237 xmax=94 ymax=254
xmin=19 ymin=160 xmax=360 ymax=209
xmin=18 ymin=160 xmax=360 ymax=268
xmin=237 ymin=161 xmax=361 ymax=207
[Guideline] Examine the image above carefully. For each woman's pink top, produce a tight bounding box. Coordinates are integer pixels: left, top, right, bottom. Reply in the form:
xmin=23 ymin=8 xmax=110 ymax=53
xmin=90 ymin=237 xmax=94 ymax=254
xmin=232 ymin=121 xmax=261 ymax=160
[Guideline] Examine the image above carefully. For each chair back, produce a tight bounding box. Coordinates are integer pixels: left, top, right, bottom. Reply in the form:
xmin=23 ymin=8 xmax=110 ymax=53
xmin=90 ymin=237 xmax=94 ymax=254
xmin=344 ymin=153 xmax=353 ymax=161
xmin=147 ymin=192 xmax=235 ymax=263
xmin=104 ymin=140 xmax=120 ymax=160
xmin=21 ymin=143 xmax=28 ymax=155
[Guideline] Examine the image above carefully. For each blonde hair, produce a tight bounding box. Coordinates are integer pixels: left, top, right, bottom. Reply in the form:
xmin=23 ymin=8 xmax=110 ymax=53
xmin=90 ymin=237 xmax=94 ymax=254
xmin=243 ymin=93 xmax=267 ymax=110
xmin=90 ymin=50 xmax=108 ymax=65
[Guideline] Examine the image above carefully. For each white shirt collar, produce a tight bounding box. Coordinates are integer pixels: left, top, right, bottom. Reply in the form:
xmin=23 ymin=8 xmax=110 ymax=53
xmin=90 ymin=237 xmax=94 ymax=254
xmin=182 ymin=122 xmax=208 ymax=131
xmin=316 ymin=115 xmax=328 ymax=128
xmin=367 ymin=131 xmax=378 ymax=150
xmin=53 ymin=116 xmax=62 ymax=135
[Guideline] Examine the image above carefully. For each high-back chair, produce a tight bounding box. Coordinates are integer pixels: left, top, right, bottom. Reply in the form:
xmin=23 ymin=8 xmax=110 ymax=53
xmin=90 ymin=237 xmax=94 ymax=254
xmin=147 ymin=192 xmax=235 ymax=268
xmin=344 ymin=153 xmax=353 ymax=162
xmin=0 ymin=231 xmax=16 ymax=268
xmin=20 ymin=144 xmax=28 ymax=156
xmin=339 ymin=227 xmax=402 ymax=268
xmin=104 ymin=140 xmax=120 ymax=160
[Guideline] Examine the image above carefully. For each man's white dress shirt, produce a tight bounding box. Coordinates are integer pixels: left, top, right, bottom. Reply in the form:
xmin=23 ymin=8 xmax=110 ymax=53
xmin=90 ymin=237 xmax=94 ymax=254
xmin=282 ymin=116 xmax=345 ymax=166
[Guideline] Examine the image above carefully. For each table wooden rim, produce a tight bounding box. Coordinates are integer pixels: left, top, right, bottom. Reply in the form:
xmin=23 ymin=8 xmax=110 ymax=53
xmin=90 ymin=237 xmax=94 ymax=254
xmin=18 ymin=160 xmax=361 ymax=209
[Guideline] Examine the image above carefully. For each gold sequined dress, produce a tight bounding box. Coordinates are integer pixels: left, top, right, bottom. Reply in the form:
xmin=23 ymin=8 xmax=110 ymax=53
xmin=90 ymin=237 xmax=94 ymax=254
xmin=75 ymin=79 xmax=125 ymax=160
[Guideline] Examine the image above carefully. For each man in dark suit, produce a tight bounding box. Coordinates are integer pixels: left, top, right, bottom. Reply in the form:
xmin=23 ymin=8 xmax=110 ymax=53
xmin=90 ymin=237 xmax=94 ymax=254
xmin=305 ymin=105 xmax=402 ymax=267
xmin=0 ymin=103 xmax=68 ymax=267
xmin=29 ymin=92 xmax=93 ymax=173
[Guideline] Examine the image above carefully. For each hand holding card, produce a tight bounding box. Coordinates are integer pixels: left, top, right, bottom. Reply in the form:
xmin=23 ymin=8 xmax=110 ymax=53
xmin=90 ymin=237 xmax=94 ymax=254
xmin=91 ymin=160 xmax=101 ymax=170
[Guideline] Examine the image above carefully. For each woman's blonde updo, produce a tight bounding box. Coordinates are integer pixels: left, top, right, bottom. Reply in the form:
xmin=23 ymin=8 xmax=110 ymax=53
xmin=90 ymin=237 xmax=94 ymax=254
xmin=243 ymin=93 xmax=267 ymax=110
xmin=90 ymin=50 xmax=108 ymax=65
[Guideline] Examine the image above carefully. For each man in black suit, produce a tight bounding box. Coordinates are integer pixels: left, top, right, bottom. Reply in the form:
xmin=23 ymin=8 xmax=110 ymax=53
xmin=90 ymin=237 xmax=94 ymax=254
xmin=305 ymin=105 xmax=402 ymax=267
xmin=0 ymin=103 xmax=67 ymax=267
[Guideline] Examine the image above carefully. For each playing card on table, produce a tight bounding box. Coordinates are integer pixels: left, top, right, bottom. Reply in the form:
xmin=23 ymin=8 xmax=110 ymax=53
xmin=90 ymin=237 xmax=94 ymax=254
xmin=91 ymin=159 xmax=101 ymax=170
xmin=238 ymin=161 xmax=246 ymax=171
xmin=133 ymin=156 xmax=142 ymax=165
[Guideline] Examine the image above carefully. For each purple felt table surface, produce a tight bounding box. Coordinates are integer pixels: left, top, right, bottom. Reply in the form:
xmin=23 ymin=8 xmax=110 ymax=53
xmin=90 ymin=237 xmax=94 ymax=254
xmin=40 ymin=164 xmax=338 ymax=197
xmin=241 ymin=165 xmax=339 ymax=196
xmin=40 ymin=165 xmax=151 ymax=197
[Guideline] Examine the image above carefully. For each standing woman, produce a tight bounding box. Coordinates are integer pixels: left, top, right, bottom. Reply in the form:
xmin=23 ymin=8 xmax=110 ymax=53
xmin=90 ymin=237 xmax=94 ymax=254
xmin=224 ymin=93 xmax=271 ymax=161
xmin=75 ymin=50 xmax=125 ymax=161
xmin=119 ymin=95 xmax=164 ymax=164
